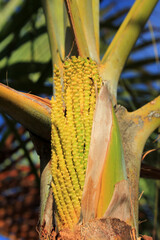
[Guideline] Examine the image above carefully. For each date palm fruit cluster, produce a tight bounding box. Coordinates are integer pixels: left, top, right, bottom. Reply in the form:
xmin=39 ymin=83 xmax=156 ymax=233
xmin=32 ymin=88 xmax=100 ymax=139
xmin=51 ymin=56 xmax=102 ymax=229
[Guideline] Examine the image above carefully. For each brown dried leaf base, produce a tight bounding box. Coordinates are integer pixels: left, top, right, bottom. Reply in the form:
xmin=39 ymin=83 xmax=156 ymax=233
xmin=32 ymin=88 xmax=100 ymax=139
xmin=41 ymin=218 xmax=137 ymax=240
xmin=80 ymin=218 xmax=135 ymax=240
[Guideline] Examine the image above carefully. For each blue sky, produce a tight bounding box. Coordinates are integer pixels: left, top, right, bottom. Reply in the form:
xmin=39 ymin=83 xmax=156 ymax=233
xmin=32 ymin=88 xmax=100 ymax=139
xmin=0 ymin=235 xmax=9 ymax=240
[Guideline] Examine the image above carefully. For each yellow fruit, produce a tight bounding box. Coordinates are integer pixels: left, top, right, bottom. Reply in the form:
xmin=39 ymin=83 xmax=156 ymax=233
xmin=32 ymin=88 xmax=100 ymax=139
xmin=51 ymin=56 xmax=102 ymax=229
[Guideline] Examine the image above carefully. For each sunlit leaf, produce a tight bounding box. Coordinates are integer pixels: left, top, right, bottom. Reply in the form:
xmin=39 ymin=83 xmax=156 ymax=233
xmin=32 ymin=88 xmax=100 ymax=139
xmin=81 ymin=84 xmax=126 ymax=222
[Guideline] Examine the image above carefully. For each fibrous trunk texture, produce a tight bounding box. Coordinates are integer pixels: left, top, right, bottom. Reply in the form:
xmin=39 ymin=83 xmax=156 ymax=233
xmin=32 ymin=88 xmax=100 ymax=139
xmin=57 ymin=218 xmax=135 ymax=240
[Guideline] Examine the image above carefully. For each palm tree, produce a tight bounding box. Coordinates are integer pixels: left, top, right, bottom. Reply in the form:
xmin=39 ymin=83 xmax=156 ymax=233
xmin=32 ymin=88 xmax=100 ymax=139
xmin=0 ymin=0 xmax=160 ymax=239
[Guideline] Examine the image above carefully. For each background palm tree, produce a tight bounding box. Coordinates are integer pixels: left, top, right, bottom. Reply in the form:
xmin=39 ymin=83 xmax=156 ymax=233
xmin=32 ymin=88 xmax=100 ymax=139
xmin=0 ymin=0 xmax=160 ymax=239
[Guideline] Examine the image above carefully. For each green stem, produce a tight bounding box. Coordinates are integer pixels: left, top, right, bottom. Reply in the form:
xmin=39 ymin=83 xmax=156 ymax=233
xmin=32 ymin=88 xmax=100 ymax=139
xmin=100 ymin=0 xmax=158 ymax=98
xmin=65 ymin=0 xmax=100 ymax=62
xmin=0 ymin=83 xmax=51 ymax=141
xmin=41 ymin=0 xmax=63 ymax=70
xmin=116 ymin=96 xmax=160 ymax=229
xmin=131 ymin=96 xmax=160 ymax=151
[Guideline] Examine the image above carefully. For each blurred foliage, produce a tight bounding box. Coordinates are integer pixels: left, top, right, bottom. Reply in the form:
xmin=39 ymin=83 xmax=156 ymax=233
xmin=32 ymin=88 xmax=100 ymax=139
xmin=0 ymin=0 xmax=160 ymax=239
